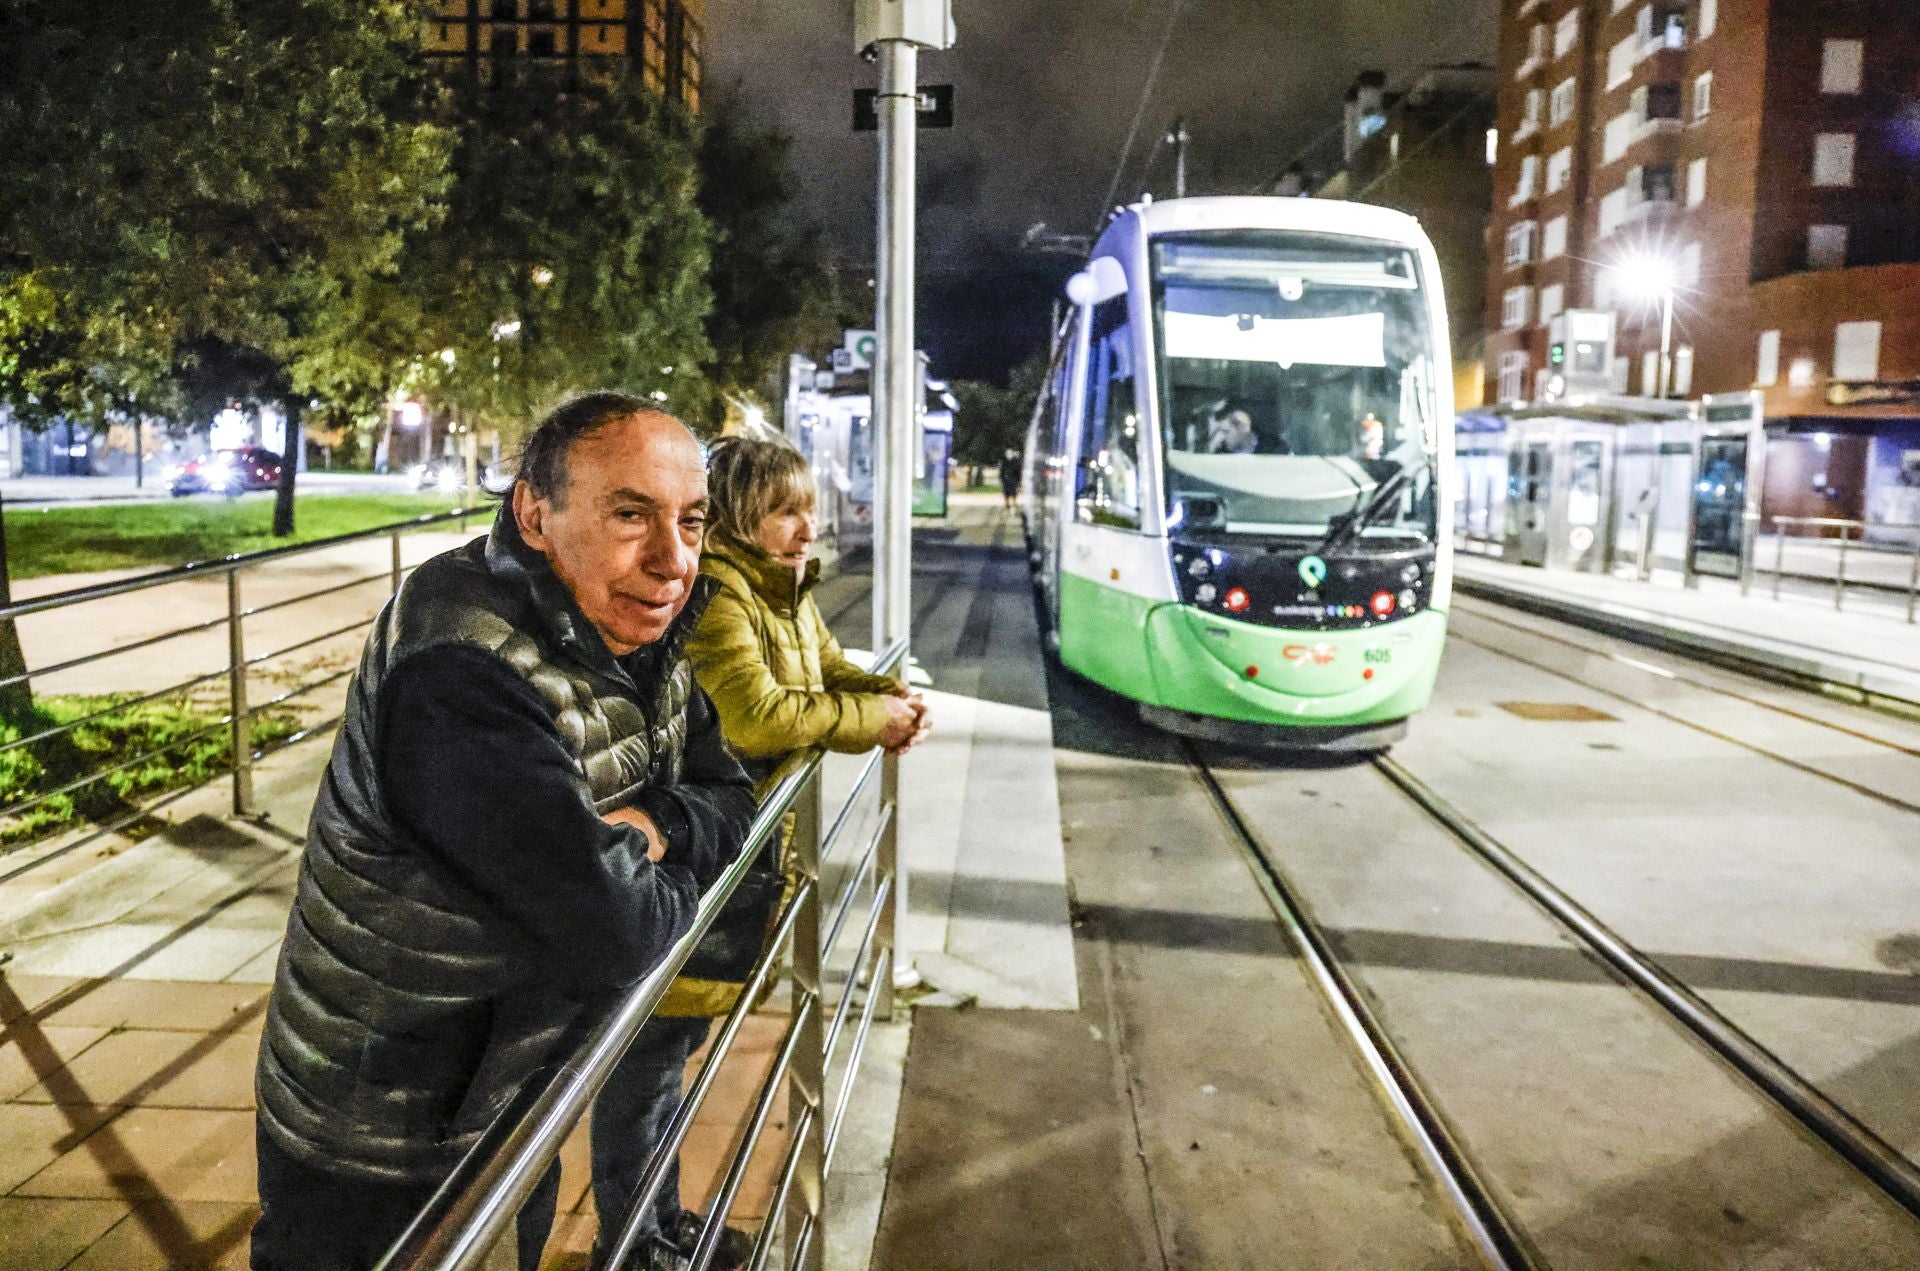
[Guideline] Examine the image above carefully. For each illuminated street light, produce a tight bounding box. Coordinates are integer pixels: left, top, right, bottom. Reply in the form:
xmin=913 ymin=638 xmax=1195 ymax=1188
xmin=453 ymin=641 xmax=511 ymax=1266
xmin=491 ymin=318 xmax=522 ymax=342
xmin=1608 ymin=249 xmax=1678 ymax=399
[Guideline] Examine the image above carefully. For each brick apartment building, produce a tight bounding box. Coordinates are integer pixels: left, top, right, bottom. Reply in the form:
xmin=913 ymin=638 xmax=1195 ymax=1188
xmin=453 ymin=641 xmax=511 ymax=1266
xmin=1485 ymin=0 xmax=1920 ymax=532
xmin=423 ymin=0 xmax=705 ymax=106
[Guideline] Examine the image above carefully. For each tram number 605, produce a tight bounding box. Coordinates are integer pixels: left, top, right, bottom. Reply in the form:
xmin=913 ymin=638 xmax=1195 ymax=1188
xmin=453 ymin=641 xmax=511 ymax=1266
xmin=1364 ymin=648 xmax=1392 ymax=665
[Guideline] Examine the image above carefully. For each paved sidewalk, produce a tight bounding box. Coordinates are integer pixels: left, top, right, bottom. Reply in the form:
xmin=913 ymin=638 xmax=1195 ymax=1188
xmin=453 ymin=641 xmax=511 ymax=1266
xmin=1454 ymin=552 xmax=1920 ymax=711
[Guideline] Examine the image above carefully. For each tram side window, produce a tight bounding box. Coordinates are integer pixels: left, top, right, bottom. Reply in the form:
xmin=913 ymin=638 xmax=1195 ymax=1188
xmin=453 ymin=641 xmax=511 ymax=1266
xmin=1075 ymin=296 xmax=1143 ymax=528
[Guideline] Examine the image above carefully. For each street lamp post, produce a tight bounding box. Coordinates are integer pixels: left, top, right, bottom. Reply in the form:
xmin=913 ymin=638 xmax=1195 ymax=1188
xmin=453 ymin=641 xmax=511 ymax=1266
xmin=1612 ymin=249 xmax=1678 ymax=399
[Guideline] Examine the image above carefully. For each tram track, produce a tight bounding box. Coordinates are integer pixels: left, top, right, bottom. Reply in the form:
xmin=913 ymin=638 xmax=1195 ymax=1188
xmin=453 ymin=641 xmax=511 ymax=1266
xmin=1447 ymin=608 xmax=1920 ymax=819
xmin=1188 ymin=739 xmax=1920 ymax=1268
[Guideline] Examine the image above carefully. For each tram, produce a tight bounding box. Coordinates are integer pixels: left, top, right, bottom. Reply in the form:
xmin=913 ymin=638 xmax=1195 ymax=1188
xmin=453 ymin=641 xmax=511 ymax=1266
xmin=1021 ymin=196 xmax=1454 ymax=750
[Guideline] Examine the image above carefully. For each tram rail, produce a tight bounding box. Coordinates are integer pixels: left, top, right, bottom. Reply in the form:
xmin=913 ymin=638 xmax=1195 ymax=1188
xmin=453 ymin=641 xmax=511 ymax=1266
xmin=1188 ymin=738 xmax=1920 ymax=1269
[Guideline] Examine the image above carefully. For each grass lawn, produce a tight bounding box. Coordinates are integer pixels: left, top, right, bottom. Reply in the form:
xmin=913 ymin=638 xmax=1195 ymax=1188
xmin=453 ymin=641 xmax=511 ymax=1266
xmin=0 ymin=694 xmax=302 ymax=846
xmin=7 ymin=492 xmax=481 ymax=579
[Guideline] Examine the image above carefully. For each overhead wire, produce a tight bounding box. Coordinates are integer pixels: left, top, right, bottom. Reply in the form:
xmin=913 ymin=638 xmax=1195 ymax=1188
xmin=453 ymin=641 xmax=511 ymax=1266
xmin=1093 ymin=0 xmax=1189 ymax=231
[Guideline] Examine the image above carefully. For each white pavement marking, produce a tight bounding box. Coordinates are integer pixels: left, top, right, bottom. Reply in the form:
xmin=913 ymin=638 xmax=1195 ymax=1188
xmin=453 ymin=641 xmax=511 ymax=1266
xmin=898 ymin=688 xmax=1078 ymax=1011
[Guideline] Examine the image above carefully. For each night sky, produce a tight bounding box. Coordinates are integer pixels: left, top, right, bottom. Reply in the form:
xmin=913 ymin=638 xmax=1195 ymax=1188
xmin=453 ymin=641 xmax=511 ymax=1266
xmin=706 ymin=0 xmax=1499 ymax=382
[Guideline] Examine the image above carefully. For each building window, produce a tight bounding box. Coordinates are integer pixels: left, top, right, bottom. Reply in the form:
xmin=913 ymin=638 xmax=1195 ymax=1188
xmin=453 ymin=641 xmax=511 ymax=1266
xmin=1516 ymin=88 xmax=1544 ymax=140
xmin=1633 ymin=82 xmax=1682 ymax=124
xmin=1520 ymin=23 xmax=1549 ymax=74
xmin=1833 ymin=320 xmax=1881 ymax=381
xmin=1641 ymin=162 xmax=1677 ymax=203
xmin=1551 ymin=78 xmax=1577 ymax=127
xmin=1808 ymin=224 xmax=1849 ymax=270
xmin=1546 ymin=147 xmax=1573 ymax=194
xmin=1679 ymin=241 xmax=1702 ymax=287
xmin=1503 ymin=286 xmax=1535 ymax=330
xmin=1505 ymin=220 xmax=1538 ymax=265
xmin=1604 ymin=112 xmax=1635 ymax=164
xmin=527 ymin=27 xmax=558 ymax=55
xmin=1821 ymin=39 xmax=1864 ymax=95
xmin=1540 ymin=283 xmax=1566 ymax=325
xmin=1543 ymin=215 xmax=1569 ymax=260
xmin=1813 ymin=133 xmax=1856 ymax=187
xmin=1755 ymin=330 xmax=1780 ymax=387
xmin=1698 ymin=0 xmax=1717 ymax=39
xmin=1599 ymin=186 xmax=1630 ymax=237
xmin=1554 ymin=10 xmax=1580 ymax=59
xmin=1693 ymin=72 xmax=1713 ymax=120
xmin=1512 ymin=155 xmax=1540 ymax=205
xmin=1686 ymin=157 xmax=1707 ymax=206
xmin=1499 ymin=351 xmax=1530 ymax=401
xmin=1607 ymin=35 xmax=1637 ymax=90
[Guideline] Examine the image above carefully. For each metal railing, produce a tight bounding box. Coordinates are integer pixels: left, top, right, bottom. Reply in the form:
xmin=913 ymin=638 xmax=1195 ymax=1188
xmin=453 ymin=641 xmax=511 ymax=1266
xmin=1761 ymin=516 xmax=1920 ymax=623
xmin=379 ymin=641 xmax=908 ymax=1271
xmin=0 ymin=504 xmax=487 ymax=883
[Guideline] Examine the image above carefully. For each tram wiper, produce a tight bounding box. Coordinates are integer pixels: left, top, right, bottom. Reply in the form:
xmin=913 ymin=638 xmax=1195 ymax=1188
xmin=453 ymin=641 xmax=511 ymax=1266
xmin=1315 ymin=463 xmax=1417 ymax=557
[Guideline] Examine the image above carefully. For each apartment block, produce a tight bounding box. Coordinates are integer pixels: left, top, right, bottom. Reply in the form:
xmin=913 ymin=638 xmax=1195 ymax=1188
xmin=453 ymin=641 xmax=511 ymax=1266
xmin=1484 ymin=0 xmax=1920 ymax=529
xmin=423 ymin=0 xmax=704 ymax=106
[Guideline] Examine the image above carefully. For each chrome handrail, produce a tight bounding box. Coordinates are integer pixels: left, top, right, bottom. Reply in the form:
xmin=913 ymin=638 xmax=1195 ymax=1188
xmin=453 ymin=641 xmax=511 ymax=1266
xmin=1764 ymin=516 xmax=1920 ymax=621
xmin=379 ymin=639 xmax=910 ymax=1271
xmin=0 ymin=503 xmax=487 ymax=863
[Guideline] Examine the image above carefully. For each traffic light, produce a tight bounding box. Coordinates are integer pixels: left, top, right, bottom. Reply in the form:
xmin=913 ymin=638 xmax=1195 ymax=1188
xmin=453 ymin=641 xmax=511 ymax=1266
xmin=1549 ymin=341 xmax=1567 ymax=367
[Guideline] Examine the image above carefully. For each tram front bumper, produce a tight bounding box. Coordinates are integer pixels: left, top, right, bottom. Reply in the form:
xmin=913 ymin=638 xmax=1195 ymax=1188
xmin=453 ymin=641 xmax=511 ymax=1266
xmin=1142 ymin=605 xmax=1448 ymax=727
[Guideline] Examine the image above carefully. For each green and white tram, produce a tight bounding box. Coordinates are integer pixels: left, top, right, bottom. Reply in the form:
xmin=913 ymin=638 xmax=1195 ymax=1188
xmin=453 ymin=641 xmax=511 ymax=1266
xmin=1022 ymin=196 xmax=1454 ymax=751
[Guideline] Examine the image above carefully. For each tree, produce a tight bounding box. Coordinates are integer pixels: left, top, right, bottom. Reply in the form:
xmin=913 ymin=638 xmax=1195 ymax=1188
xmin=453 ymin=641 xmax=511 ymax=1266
xmin=0 ymin=0 xmax=452 ymax=536
xmin=951 ymin=353 xmax=1049 ymax=471
xmin=694 ymin=95 xmax=841 ymax=424
xmin=397 ymin=75 xmax=714 ymax=452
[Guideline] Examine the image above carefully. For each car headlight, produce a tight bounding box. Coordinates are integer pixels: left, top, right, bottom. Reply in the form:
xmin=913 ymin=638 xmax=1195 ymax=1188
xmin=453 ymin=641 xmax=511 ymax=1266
xmin=435 ymin=467 xmax=462 ymax=493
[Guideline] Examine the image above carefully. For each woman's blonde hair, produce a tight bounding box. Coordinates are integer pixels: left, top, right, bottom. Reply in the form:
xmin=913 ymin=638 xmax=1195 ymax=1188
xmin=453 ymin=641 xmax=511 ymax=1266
xmin=705 ymin=436 xmax=817 ymax=547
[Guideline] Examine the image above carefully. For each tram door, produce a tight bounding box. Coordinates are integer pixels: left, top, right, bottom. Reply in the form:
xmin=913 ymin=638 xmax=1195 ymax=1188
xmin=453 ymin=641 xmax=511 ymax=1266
xmin=1690 ymin=434 xmax=1749 ymax=579
xmin=1507 ymin=441 xmax=1552 ymax=566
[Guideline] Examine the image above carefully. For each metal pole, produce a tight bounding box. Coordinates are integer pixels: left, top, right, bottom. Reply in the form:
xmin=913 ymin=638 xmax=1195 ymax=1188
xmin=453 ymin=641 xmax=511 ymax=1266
xmin=391 ymin=531 xmax=403 ymax=595
xmin=133 ymin=409 xmax=143 ymax=490
xmin=1169 ymin=118 xmax=1189 ymax=198
xmin=1739 ymin=511 xmax=1759 ymax=597
xmin=1835 ymin=523 xmax=1851 ymax=611
xmin=874 ymin=36 xmax=918 ymax=992
xmin=1657 ymin=289 xmax=1674 ymax=400
xmin=227 ymin=571 xmax=255 ymax=817
xmin=785 ymin=771 xmax=827 ymax=1271
xmin=1773 ymin=522 xmax=1786 ymax=600
xmin=1907 ymin=540 xmax=1918 ymax=624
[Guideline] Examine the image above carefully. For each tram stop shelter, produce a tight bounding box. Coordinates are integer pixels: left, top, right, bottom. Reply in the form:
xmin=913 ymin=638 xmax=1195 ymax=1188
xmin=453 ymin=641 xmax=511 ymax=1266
xmin=1456 ymin=391 xmax=1767 ymax=586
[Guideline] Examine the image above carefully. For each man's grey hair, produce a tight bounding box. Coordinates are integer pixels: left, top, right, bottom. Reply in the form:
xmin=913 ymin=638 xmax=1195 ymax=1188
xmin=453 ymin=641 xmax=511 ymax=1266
xmin=515 ymin=392 xmax=678 ymax=507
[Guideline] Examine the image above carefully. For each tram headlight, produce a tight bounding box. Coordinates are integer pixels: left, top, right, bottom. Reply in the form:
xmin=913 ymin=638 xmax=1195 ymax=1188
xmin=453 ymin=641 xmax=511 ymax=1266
xmin=1187 ymin=555 xmax=1212 ymax=580
xmin=1399 ymin=588 xmax=1418 ymax=611
xmin=1400 ymin=562 xmax=1421 ymax=584
xmin=1195 ymin=583 xmax=1217 ymax=604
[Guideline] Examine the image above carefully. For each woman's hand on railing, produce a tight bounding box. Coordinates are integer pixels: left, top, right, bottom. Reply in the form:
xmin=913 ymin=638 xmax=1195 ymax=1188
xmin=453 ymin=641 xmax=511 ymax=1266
xmin=879 ymin=692 xmax=932 ymax=756
xmin=602 ymin=806 xmax=668 ymax=862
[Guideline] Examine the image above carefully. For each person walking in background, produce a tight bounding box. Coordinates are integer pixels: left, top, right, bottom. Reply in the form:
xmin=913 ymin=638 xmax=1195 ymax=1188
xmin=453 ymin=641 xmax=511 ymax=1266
xmin=251 ymin=394 xmax=755 ymax=1271
xmin=590 ymin=436 xmax=928 ymax=1266
xmin=1001 ymin=446 xmax=1022 ymax=509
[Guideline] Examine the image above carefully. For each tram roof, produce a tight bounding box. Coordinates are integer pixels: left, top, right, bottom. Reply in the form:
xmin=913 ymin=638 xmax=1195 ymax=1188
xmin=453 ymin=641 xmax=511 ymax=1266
xmin=1097 ymin=196 xmax=1429 ymax=256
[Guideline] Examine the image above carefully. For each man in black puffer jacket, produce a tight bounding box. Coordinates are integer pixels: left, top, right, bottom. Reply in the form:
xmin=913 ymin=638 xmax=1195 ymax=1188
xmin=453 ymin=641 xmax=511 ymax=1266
xmin=251 ymin=394 xmax=756 ymax=1271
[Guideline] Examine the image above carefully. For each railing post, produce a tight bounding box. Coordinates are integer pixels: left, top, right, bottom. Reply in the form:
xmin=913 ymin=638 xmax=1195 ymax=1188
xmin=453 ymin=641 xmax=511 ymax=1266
xmin=1835 ymin=524 xmax=1851 ymax=612
xmin=785 ymin=769 xmax=826 ymax=1271
xmin=390 ymin=531 xmax=403 ymax=596
xmin=876 ymin=749 xmax=899 ymax=1024
xmin=1773 ymin=522 xmax=1786 ymax=601
xmin=1739 ymin=511 xmax=1759 ymax=597
xmin=227 ymin=570 xmax=255 ymax=817
xmin=1908 ymin=540 xmax=1919 ymax=625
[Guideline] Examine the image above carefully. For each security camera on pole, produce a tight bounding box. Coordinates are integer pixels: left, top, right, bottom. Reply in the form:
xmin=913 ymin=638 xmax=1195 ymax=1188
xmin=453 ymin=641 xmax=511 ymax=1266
xmin=856 ymin=0 xmax=953 ymax=1006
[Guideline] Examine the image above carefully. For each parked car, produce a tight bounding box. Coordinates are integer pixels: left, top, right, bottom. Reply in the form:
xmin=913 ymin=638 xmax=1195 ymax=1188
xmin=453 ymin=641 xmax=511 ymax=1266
xmin=168 ymin=447 xmax=284 ymax=497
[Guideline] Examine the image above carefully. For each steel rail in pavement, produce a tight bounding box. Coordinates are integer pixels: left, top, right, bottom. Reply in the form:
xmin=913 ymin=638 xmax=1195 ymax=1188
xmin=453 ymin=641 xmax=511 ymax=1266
xmin=1373 ymin=753 xmax=1920 ymax=1223
xmin=1185 ymin=742 xmax=1541 ymax=1271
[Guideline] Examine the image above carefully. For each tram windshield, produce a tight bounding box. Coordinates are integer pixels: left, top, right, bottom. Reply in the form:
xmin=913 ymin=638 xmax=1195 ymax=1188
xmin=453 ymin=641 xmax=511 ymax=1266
xmin=1152 ymin=230 xmax=1440 ymax=542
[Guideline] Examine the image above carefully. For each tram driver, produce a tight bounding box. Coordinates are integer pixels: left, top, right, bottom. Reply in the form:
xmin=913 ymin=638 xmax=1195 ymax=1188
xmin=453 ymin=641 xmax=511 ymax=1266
xmin=1205 ymin=402 xmax=1260 ymax=455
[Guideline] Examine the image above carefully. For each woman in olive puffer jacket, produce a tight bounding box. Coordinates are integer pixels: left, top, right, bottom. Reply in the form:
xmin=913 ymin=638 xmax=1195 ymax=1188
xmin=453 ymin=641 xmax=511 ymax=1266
xmin=687 ymin=436 xmax=929 ymax=780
